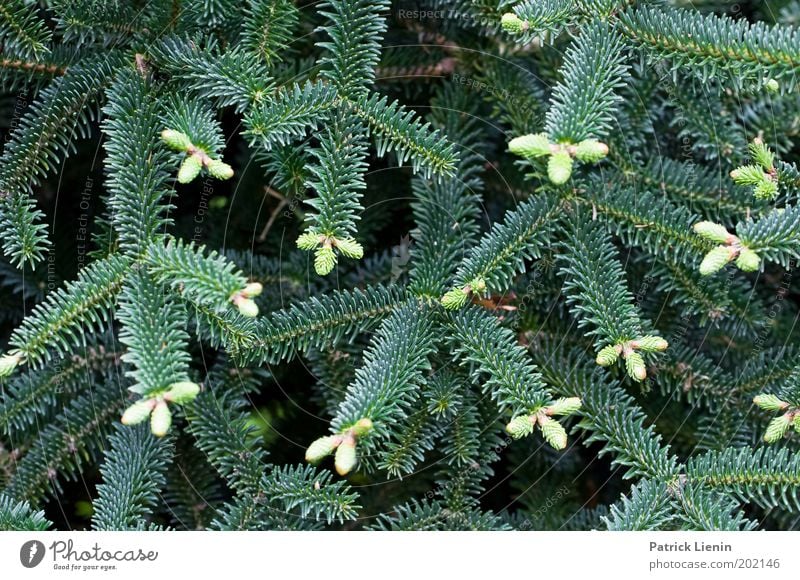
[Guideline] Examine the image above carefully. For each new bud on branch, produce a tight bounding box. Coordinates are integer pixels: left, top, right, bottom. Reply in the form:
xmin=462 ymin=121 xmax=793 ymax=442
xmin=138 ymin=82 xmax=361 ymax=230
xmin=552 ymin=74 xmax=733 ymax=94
xmin=0 ymin=353 xmax=22 ymax=377
xmin=500 ymin=13 xmax=528 ymax=34
xmin=305 ymin=418 xmax=373 ymax=476
xmin=230 ymin=282 xmax=262 ymax=318
xmin=161 ymin=127 xmax=234 ymax=184
xmin=508 ymin=132 xmax=609 ymax=185
xmin=120 ymin=382 xmax=201 ymax=437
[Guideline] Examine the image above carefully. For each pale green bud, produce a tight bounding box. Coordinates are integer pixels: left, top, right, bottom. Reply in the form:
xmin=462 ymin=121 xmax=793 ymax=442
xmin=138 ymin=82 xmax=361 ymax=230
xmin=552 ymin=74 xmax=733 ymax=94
xmin=765 ymin=78 xmax=780 ymax=93
xmin=0 ymin=353 xmax=21 ymax=377
xmin=210 ymin=196 xmax=227 ymax=209
xmin=121 ymin=399 xmax=156 ymax=425
xmin=635 ymin=335 xmax=669 ymax=352
xmin=469 ymin=277 xmax=486 ymax=293
xmin=547 ymin=150 xmax=573 ymax=185
xmin=508 ymin=133 xmax=551 ymax=158
xmin=753 ymin=179 xmax=778 ymax=200
xmin=297 ymin=232 xmax=321 ymax=251
xmin=500 ymin=13 xmax=527 ymax=34
xmin=625 ymin=351 xmax=647 ymax=382
xmin=305 ymin=435 xmax=342 ymax=464
xmin=164 ymin=381 xmax=201 ymax=405
xmin=150 ymin=400 xmax=172 ymax=437
xmin=161 ymin=129 xmax=193 ymax=151
xmin=595 ymin=344 xmax=619 ymax=367
xmin=699 ymin=246 xmax=735 ymax=276
xmin=441 ymin=287 xmax=469 ymax=310
xmin=207 ymin=159 xmax=234 ymax=180
xmin=749 ymin=139 xmax=774 ymax=170
xmin=735 ymin=247 xmax=760 ymax=272
xmin=574 ymin=139 xmax=609 ymax=163
xmin=730 ymin=164 xmax=766 ymax=187
xmin=236 ymin=297 xmax=259 ymax=318
xmin=505 ymin=415 xmax=536 ymax=439
xmin=539 ymin=417 xmax=568 ymax=450
xmin=753 ymin=393 xmax=789 ymax=412
xmin=335 ymin=237 xmax=364 ymax=259
xmin=334 ymin=437 xmax=357 ymax=475
xmin=351 ymin=418 xmax=373 ymax=437
xmin=242 ymin=282 xmax=263 ymax=298
xmin=764 ymin=414 xmax=791 ymax=443
xmin=178 ymin=155 xmax=203 ymax=184
xmin=546 ymin=397 xmax=582 ymax=417
xmin=314 ymin=246 xmax=337 ymax=276
xmin=692 ymin=221 xmax=731 ymax=244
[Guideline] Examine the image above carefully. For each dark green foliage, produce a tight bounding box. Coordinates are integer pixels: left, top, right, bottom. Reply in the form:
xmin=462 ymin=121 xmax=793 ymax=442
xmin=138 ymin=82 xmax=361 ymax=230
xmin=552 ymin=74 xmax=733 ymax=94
xmin=330 ymin=301 xmax=436 ymax=447
xmin=686 ymin=447 xmax=800 ymax=511
xmin=103 ymin=67 xmax=174 ymax=254
xmin=0 ymin=341 xmax=119 ymax=439
xmin=737 ymin=205 xmax=800 ymax=267
xmin=149 ymin=37 xmax=273 ymax=112
xmin=242 ymin=0 xmax=299 ymax=66
xmin=145 ymin=240 xmax=249 ymax=311
xmin=558 ymin=211 xmax=644 ymax=348
xmin=302 ymin=112 xmax=368 ymax=242
xmin=317 ymin=0 xmax=389 ymax=97
xmin=4 ymin=382 xmax=126 ymax=504
xmin=409 ymin=86 xmax=483 ymax=297
xmin=0 ymin=2 xmax=51 ymax=60
xmin=0 ymin=493 xmax=50 ymax=530
xmin=246 ymin=284 xmax=404 ymax=364
xmin=604 ymin=479 xmax=675 ymax=531
xmin=92 ymin=425 xmax=173 ymax=530
xmin=544 ymin=22 xmax=629 ymax=143
xmin=186 ymin=380 xmax=359 ymax=525
xmin=0 ymin=54 xmax=119 ymax=266
xmin=2 ymin=0 xmax=800 ymax=533
xmin=9 ymin=255 xmax=130 ymax=367
xmin=117 ymin=270 xmax=191 ymax=397
xmin=245 ymin=81 xmax=338 ymax=150
xmin=446 ymin=307 xmax=550 ymax=415
xmin=619 ymin=6 xmax=800 ymax=87
xmin=449 ymin=194 xmax=557 ymax=298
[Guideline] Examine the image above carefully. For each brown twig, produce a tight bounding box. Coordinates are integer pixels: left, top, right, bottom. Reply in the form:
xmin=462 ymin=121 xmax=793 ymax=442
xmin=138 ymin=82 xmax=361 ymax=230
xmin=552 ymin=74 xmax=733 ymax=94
xmin=257 ymin=186 xmax=289 ymax=242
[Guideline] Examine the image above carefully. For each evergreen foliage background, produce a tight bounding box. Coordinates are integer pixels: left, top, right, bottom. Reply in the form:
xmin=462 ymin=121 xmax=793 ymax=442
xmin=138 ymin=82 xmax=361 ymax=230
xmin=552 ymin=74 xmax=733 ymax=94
xmin=1 ymin=0 xmax=800 ymax=531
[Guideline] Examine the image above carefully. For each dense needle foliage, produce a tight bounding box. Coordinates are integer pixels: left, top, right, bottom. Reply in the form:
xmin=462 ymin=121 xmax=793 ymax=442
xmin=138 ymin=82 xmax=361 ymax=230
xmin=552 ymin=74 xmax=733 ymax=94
xmin=2 ymin=0 xmax=800 ymax=531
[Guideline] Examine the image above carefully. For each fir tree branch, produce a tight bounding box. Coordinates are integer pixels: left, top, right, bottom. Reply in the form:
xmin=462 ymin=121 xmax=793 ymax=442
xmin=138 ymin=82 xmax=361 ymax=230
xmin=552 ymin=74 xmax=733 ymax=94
xmin=686 ymin=446 xmax=800 ymax=511
xmin=317 ymin=0 xmax=389 ymax=97
xmin=557 ymin=209 xmax=646 ymax=349
xmin=4 ymin=383 xmax=127 ymax=504
xmin=544 ymin=21 xmax=629 ymax=143
xmin=446 ymin=306 xmax=551 ymax=416
xmin=244 ymin=284 xmax=404 ymax=364
xmin=92 ymin=424 xmax=173 ymax=530
xmin=0 ymin=493 xmax=51 ymax=530
xmin=242 ymin=0 xmax=299 ymax=66
xmin=117 ymin=269 xmax=191 ymax=397
xmin=0 ymin=0 xmax=52 ymax=60
xmin=103 ymin=68 xmax=174 ymax=255
xmin=443 ymin=195 xmax=558 ymax=305
xmin=604 ymin=479 xmax=676 ymax=531
xmin=618 ymin=6 xmax=800 ymax=86
xmin=328 ymin=301 xmax=436 ymax=466
xmin=8 ymin=255 xmax=131 ymax=368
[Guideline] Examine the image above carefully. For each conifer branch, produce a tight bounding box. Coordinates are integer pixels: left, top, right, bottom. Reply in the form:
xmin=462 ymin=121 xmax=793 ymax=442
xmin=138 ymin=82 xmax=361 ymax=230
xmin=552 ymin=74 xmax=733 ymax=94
xmin=619 ymin=6 xmax=800 ymax=86
xmin=544 ymin=21 xmax=629 ymax=143
xmin=7 ymin=255 xmax=131 ymax=369
xmin=0 ymin=493 xmax=51 ymax=530
xmin=92 ymin=424 xmax=173 ymax=530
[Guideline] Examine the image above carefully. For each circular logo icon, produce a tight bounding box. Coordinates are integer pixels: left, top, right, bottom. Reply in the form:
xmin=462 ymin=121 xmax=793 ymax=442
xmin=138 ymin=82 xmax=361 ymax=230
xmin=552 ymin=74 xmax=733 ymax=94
xmin=20 ymin=540 xmax=45 ymax=568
